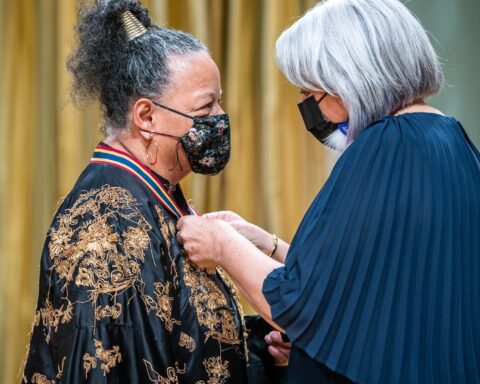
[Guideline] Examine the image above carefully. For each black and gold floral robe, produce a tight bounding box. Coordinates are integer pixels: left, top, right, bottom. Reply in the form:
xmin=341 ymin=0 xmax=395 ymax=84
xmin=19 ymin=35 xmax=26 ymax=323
xmin=22 ymin=144 xmax=248 ymax=383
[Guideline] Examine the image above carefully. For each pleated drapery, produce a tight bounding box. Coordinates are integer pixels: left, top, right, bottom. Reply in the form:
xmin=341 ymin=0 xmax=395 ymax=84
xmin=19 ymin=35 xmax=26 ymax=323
xmin=264 ymin=114 xmax=480 ymax=383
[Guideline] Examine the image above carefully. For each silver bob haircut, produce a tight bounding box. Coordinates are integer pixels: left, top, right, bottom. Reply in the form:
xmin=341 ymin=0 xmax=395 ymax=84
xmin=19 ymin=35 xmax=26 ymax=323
xmin=275 ymin=0 xmax=445 ymax=142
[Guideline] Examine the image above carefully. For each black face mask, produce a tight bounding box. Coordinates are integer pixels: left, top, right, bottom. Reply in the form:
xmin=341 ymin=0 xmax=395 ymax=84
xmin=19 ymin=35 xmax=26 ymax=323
xmin=297 ymin=94 xmax=349 ymax=145
xmin=145 ymin=101 xmax=231 ymax=176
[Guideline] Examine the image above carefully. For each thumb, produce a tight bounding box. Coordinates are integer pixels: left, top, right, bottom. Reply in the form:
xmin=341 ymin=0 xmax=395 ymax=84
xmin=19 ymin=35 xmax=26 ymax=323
xmin=177 ymin=216 xmax=188 ymax=230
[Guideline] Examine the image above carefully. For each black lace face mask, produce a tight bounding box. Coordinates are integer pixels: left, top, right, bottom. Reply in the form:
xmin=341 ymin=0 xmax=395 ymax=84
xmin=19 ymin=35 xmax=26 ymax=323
xmin=179 ymin=113 xmax=231 ymax=175
xmin=145 ymin=101 xmax=231 ymax=176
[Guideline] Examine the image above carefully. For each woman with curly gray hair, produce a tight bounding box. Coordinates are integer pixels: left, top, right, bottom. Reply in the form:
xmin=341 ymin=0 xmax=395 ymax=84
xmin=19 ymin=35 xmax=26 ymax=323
xmin=178 ymin=0 xmax=480 ymax=383
xmin=22 ymin=1 xmax=259 ymax=383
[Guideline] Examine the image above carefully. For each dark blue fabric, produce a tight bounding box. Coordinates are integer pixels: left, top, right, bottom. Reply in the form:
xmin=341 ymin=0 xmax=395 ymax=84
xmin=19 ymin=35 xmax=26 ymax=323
xmin=263 ymin=113 xmax=480 ymax=384
xmin=287 ymin=346 xmax=353 ymax=384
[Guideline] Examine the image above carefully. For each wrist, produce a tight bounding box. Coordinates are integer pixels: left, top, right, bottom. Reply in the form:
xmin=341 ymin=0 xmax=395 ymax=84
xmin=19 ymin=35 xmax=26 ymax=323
xmin=214 ymin=220 xmax=236 ymax=267
xmin=268 ymin=234 xmax=278 ymax=258
xmin=254 ymin=227 xmax=271 ymax=254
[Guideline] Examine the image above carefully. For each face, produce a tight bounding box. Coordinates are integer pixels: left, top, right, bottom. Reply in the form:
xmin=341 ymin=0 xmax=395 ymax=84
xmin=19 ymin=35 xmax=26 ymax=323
xmin=157 ymin=52 xmax=224 ymax=132
xmin=135 ymin=51 xmax=224 ymax=176
xmin=300 ymin=89 xmax=348 ymax=123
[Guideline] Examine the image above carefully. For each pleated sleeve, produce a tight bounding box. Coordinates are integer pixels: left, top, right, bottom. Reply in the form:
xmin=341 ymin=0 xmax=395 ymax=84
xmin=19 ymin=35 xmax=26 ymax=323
xmin=263 ymin=114 xmax=480 ymax=383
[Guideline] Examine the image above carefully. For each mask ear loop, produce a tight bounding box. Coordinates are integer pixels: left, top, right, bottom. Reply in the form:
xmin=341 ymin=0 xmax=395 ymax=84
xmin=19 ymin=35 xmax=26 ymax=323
xmin=140 ymin=128 xmax=182 ymax=169
xmin=169 ymin=140 xmax=184 ymax=171
xmin=316 ymin=93 xmax=329 ymax=122
xmin=139 ymin=127 xmax=187 ymax=171
xmin=145 ymin=134 xmax=158 ymax=165
xmin=317 ymin=92 xmax=328 ymax=104
xmin=152 ymin=101 xmax=194 ymax=120
xmin=148 ymin=102 xmax=194 ymax=172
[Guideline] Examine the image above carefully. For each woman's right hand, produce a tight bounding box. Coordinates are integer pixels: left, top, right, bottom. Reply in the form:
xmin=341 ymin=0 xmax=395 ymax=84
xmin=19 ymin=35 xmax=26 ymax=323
xmin=203 ymin=210 xmax=244 ymax=223
xmin=203 ymin=211 xmax=274 ymax=255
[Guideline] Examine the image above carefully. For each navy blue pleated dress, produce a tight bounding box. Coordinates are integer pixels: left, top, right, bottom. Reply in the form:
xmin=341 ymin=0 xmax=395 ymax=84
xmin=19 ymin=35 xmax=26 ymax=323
xmin=263 ymin=113 xmax=480 ymax=383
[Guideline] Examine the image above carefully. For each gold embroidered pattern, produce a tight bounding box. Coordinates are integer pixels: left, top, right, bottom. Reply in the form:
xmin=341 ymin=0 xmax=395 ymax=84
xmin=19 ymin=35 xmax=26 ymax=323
xmin=216 ymin=268 xmax=249 ymax=361
xmin=154 ymin=281 xmax=181 ymax=332
xmin=83 ymin=339 xmax=122 ymax=378
xmin=144 ymin=359 xmax=186 ymax=384
xmin=36 ymin=299 xmax=73 ymax=343
xmin=203 ymin=356 xmax=230 ymax=384
xmin=30 ymin=356 xmax=66 ymax=383
xmin=179 ymin=332 xmax=196 ymax=352
xmin=95 ymin=303 xmax=122 ymax=320
xmin=48 ymin=185 xmax=151 ymax=305
xmin=83 ymin=354 xmax=97 ymax=377
xmin=123 ymin=226 xmax=150 ymax=261
xmin=56 ymin=356 xmax=67 ymax=380
xmin=31 ymin=374 xmax=53 ymax=384
xmin=33 ymin=312 xmax=41 ymax=327
xmin=155 ymin=206 xmax=173 ymax=252
xmin=182 ymin=260 xmax=240 ymax=345
xmin=155 ymin=206 xmax=179 ymax=287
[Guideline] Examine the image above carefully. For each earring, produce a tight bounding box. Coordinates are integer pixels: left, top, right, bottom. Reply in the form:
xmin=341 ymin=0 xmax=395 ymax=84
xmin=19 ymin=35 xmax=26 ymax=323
xmin=146 ymin=138 xmax=158 ymax=165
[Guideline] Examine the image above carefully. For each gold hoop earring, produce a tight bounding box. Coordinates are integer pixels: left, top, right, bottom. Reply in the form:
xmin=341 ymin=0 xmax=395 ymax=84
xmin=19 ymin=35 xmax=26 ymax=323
xmin=146 ymin=139 xmax=158 ymax=165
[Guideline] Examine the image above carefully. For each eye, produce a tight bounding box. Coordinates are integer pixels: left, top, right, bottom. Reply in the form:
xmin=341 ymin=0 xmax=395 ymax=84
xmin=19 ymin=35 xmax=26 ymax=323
xmin=199 ymin=101 xmax=214 ymax=110
xmin=195 ymin=97 xmax=221 ymax=117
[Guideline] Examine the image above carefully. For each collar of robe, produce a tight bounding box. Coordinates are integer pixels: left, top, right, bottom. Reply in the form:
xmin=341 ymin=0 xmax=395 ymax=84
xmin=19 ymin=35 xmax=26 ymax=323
xmin=91 ymin=144 xmax=197 ymax=219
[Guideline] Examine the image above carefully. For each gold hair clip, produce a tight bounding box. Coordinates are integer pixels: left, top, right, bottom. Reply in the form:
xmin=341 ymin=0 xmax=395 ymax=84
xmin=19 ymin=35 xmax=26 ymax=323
xmin=120 ymin=11 xmax=148 ymax=42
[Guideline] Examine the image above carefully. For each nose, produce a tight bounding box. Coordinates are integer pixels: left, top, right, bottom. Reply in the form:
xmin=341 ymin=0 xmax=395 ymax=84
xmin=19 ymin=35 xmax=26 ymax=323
xmin=212 ymin=101 xmax=225 ymax=115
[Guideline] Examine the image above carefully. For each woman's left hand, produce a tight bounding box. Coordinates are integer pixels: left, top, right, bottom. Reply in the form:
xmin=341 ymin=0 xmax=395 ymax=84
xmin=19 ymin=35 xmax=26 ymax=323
xmin=176 ymin=216 xmax=237 ymax=270
xmin=265 ymin=330 xmax=291 ymax=366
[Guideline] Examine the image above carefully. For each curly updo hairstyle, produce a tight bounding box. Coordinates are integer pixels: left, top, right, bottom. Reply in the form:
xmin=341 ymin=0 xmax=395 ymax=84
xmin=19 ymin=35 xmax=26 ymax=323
xmin=67 ymin=0 xmax=207 ymax=134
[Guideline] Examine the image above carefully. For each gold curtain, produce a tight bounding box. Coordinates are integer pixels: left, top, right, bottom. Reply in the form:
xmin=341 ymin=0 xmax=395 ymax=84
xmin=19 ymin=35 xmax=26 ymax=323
xmin=0 ymin=1 xmax=334 ymax=381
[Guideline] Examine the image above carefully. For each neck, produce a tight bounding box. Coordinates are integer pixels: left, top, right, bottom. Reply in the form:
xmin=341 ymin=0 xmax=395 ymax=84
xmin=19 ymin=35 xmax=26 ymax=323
xmin=394 ymin=99 xmax=444 ymax=116
xmin=103 ymin=135 xmax=189 ymax=186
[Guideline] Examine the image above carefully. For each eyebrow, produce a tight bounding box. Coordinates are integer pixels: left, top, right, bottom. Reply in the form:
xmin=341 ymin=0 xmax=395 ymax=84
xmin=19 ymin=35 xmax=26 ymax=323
xmin=195 ymin=90 xmax=223 ymax=100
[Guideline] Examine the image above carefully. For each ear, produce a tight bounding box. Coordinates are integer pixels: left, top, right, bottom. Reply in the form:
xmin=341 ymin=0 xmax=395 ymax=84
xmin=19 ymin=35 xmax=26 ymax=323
xmin=132 ymin=98 xmax=156 ymax=141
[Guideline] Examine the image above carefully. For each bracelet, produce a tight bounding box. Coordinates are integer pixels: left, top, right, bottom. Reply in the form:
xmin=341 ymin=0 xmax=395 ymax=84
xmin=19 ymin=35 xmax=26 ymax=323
xmin=268 ymin=234 xmax=278 ymax=257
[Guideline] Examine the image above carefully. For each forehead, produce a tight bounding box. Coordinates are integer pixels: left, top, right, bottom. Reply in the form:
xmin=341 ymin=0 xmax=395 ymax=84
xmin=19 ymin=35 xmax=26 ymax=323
xmin=164 ymin=52 xmax=221 ymax=100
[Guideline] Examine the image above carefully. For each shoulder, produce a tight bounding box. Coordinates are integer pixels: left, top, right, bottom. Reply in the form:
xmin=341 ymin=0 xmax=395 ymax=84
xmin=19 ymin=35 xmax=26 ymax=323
xmin=57 ymin=163 xmax=159 ymax=219
xmin=317 ymin=114 xmax=456 ymax=205
xmin=76 ymin=163 xmax=151 ymax=198
xmin=47 ymin=165 xmax=167 ymax=269
xmin=345 ymin=113 xmax=461 ymax=159
xmin=46 ymin=175 xmax=174 ymax=301
xmin=359 ymin=112 xmax=459 ymax=140
xmin=48 ymin=183 xmax=153 ymax=260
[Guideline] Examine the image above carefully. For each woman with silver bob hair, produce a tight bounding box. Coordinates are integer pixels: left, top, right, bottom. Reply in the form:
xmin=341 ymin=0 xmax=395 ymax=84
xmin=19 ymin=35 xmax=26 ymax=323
xmin=276 ymin=0 xmax=444 ymax=151
xmin=178 ymin=0 xmax=480 ymax=383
